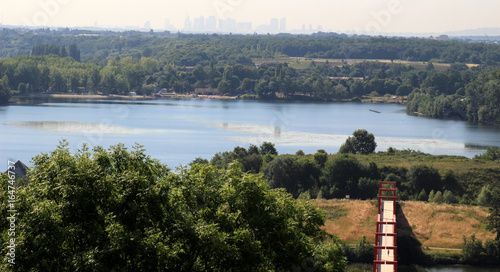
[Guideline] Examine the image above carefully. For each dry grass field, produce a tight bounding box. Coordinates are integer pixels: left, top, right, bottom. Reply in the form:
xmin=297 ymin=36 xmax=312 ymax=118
xmin=314 ymin=199 xmax=495 ymax=249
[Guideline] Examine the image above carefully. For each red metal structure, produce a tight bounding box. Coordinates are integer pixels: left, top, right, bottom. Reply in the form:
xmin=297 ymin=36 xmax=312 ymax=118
xmin=373 ymin=182 xmax=397 ymax=272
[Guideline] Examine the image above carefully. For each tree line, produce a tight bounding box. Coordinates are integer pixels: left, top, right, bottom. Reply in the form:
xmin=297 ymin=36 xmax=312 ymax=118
xmin=31 ymin=43 xmax=81 ymax=62
xmin=2 ymin=29 xmax=500 ymax=65
xmin=406 ymin=70 xmax=500 ymax=124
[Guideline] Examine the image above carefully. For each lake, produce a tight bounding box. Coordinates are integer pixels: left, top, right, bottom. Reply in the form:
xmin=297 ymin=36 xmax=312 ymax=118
xmin=1 ymin=98 xmax=500 ymax=167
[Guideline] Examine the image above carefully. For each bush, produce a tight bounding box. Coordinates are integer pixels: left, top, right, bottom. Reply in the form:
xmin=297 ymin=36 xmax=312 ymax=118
xmin=417 ymin=189 xmax=428 ymax=202
xmin=428 ymin=190 xmax=435 ymax=202
xmin=474 ymin=147 xmax=500 ymax=161
xmin=461 ymin=235 xmax=485 ymax=265
xmin=432 ymin=191 xmax=443 ymax=204
xmin=443 ymin=190 xmax=457 ymax=204
xmin=342 ymin=236 xmax=374 ymax=264
xmin=477 ymin=185 xmax=493 ymax=206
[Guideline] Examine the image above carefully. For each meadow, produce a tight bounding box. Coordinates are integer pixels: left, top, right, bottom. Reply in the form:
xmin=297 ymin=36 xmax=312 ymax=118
xmin=315 ymin=199 xmax=494 ymax=249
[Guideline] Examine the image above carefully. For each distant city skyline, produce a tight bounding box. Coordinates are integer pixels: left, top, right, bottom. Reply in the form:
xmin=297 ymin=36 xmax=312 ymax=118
xmin=0 ymin=0 xmax=499 ymax=35
xmin=176 ymin=16 xmax=294 ymax=34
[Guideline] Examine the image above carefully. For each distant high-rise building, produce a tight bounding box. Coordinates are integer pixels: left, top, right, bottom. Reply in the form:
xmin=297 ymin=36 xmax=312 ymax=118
xmin=318 ymin=25 xmax=323 ymax=31
xmin=218 ymin=18 xmax=224 ymax=32
xmin=193 ymin=16 xmax=205 ymax=32
xmin=144 ymin=20 xmax=151 ymax=30
xmin=270 ymin=18 xmax=279 ymax=33
xmin=219 ymin=18 xmax=236 ymax=33
xmin=237 ymin=22 xmax=252 ymax=33
xmin=279 ymin=17 xmax=286 ymax=32
xmin=164 ymin=18 xmax=175 ymax=31
xmin=227 ymin=18 xmax=236 ymax=33
xmin=206 ymin=16 xmax=217 ymax=32
xmin=184 ymin=15 xmax=192 ymax=31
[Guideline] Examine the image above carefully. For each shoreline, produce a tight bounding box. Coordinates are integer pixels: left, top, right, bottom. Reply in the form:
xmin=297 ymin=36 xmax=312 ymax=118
xmin=9 ymin=93 xmax=406 ymax=105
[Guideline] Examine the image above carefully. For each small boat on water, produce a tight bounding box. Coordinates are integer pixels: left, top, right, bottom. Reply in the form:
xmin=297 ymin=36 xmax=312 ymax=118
xmin=369 ymin=109 xmax=381 ymax=113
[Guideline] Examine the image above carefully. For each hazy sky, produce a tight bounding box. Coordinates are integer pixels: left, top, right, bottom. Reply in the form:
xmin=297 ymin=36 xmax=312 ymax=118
xmin=1 ymin=0 xmax=499 ymax=33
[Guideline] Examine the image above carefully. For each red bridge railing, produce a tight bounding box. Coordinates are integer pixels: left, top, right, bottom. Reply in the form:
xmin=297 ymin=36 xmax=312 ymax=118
xmin=373 ymin=181 xmax=397 ymax=272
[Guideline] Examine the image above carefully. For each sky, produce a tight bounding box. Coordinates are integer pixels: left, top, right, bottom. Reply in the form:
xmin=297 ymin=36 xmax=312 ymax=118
xmin=1 ymin=0 xmax=499 ymax=34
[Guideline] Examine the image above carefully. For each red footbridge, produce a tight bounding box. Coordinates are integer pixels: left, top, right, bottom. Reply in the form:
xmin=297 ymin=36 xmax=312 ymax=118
xmin=373 ymin=182 xmax=397 ymax=272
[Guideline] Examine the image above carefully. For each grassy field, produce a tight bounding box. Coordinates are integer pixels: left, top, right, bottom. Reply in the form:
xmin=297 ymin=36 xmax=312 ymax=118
xmin=252 ymin=57 xmax=479 ymax=72
xmin=314 ymin=151 xmax=500 ymax=195
xmin=353 ymin=151 xmax=500 ymax=177
xmin=314 ymin=199 xmax=495 ymax=249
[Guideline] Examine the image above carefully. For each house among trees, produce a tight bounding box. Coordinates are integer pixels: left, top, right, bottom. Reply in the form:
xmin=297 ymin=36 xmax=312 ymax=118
xmin=5 ymin=160 xmax=29 ymax=178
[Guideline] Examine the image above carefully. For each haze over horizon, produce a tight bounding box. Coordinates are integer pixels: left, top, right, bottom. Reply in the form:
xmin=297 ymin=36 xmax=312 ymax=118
xmin=1 ymin=0 xmax=499 ymax=35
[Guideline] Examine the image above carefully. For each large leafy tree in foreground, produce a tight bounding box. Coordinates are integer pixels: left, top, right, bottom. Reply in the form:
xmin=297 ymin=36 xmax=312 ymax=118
xmin=0 ymin=141 xmax=346 ymax=272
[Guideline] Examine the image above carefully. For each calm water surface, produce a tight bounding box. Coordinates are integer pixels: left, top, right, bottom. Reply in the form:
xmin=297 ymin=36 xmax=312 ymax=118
xmin=1 ymin=98 xmax=500 ymax=167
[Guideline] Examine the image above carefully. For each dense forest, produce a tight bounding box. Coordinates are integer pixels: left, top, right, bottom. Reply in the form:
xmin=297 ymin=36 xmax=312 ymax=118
xmin=2 ymin=29 xmax=500 ymax=65
xmin=0 ymin=28 xmax=499 ymax=123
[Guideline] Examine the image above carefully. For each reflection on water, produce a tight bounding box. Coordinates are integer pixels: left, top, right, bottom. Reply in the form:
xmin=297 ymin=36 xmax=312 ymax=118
xmin=206 ymin=121 xmax=465 ymax=154
xmin=5 ymin=121 xmax=179 ymax=135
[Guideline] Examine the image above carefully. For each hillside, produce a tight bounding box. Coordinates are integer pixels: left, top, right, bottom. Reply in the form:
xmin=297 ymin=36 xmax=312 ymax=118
xmin=315 ymin=199 xmax=494 ymax=249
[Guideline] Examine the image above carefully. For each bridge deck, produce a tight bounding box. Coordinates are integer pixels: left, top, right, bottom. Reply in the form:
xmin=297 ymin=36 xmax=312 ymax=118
xmin=374 ymin=182 xmax=397 ymax=272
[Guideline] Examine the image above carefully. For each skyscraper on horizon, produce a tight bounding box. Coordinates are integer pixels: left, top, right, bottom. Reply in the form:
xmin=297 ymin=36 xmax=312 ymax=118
xmin=184 ymin=15 xmax=192 ymax=31
xmin=206 ymin=16 xmax=217 ymax=32
xmin=270 ymin=18 xmax=279 ymax=33
xmin=193 ymin=16 xmax=205 ymax=32
xmin=279 ymin=17 xmax=286 ymax=32
xmin=164 ymin=18 xmax=175 ymax=31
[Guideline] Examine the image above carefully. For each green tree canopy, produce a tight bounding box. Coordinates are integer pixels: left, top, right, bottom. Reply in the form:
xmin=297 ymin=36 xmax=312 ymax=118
xmin=406 ymin=165 xmax=442 ymax=194
xmin=260 ymin=141 xmax=278 ymax=156
xmin=0 ymin=141 xmax=346 ymax=272
xmin=320 ymin=154 xmax=365 ymax=198
xmin=339 ymin=129 xmax=377 ymax=155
